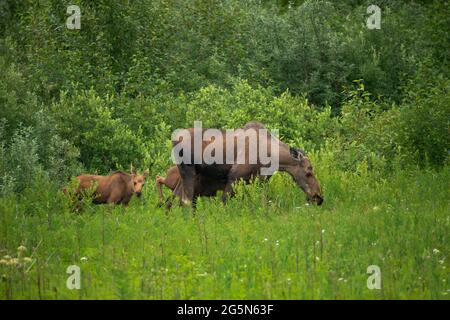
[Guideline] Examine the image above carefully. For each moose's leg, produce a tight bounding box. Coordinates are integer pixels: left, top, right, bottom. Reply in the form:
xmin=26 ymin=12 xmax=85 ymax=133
xmin=106 ymin=182 xmax=128 ymax=206
xmin=164 ymin=194 xmax=174 ymax=210
xmin=221 ymin=182 xmax=235 ymax=203
xmin=221 ymin=165 xmax=255 ymax=203
xmin=107 ymin=193 xmax=121 ymax=205
xmin=176 ymin=164 xmax=196 ymax=205
xmin=120 ymin=196 xmax=132 ymax=206
xmin=222 ymin=165 xmax=248 ymax=203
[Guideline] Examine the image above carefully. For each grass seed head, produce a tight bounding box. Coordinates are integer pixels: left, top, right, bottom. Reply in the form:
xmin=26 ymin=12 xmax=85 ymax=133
xmin=23 ymin=257 xmax=33 ymax=263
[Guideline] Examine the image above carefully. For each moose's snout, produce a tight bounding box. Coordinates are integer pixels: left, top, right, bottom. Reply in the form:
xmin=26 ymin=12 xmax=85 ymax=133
xmin=315 ymin=195 xmax=323 ymax=205
xmin=308 ymin=194 xmax=323 ymax=205
xmin=136 ymin=191 xmax=142 ymax=198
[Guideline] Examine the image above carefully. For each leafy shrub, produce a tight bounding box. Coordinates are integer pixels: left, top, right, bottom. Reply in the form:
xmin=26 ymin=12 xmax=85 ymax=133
xmin=0 ymin=126 xmax=41 ymax=194
xmin=0 ymin=57 xmax=39 ymax=141
xmin=0 ymin=113 xmax=81 ymax=194
xmin=326 ymin=74 xmax=449 ymax=171
xmin=32 ymin=110 xmax=82 ymax=181
xmin=395 ymin=66 xmax=450 ymax=167
xmin=49 ymin=90 xmax=149 ymax=173
xmin=185 ymin=81 xmax=337 ymax=151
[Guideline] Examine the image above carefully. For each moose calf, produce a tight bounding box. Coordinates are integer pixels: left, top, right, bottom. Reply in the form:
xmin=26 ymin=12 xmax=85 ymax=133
xmin=67 ymin=165 xmax=149 ymax=206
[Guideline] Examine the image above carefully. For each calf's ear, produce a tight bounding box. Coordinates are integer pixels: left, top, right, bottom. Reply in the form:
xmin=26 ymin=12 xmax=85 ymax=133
xmin=143 ymin=169 xmax=149 ymax=177
xmin=130 ymin=163 xmax=136 ymax=174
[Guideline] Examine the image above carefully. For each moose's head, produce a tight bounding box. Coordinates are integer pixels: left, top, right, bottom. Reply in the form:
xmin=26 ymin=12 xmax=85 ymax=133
xmin=130 ymin=164 xmax=149 ymax=197
xmin=288 ymin=148 xmax=323 ymax=205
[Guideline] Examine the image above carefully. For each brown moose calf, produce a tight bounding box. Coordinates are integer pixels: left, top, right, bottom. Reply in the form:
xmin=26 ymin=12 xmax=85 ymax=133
xmin=155 ymin=166 xmax=181 ymax=201
xmin=68 ymin=166 xmax=149 ymax=206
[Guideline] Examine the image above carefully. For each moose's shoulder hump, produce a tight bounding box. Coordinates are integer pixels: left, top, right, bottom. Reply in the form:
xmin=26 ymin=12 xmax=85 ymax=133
xmin=242 ymin=121 xmax=266 ymax=130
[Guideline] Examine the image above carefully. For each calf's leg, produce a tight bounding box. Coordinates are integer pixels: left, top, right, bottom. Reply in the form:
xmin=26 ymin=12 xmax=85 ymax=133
xmin=155 ymin=175 xmax=166 ymax=201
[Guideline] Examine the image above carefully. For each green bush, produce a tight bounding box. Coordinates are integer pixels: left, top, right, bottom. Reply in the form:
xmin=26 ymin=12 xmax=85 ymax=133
xmin=185 ymin=81 xmax=337 ymax=151
xmin=49 ymin=90 xmax=149 ymax=173
xmin=325 ymin=75 xmax=449 ymax=171
xmin=396 ymin=67 xmax=450 ymax=167
xmin=0 ymin=57 xmax=39 ymax=141
xmin=0 ymin=126 xmax=41 ymax=194
xmin=0 ymin=116 xmax=81 ymax=194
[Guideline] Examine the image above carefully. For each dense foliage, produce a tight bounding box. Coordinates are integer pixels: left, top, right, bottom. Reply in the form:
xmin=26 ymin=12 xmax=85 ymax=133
xmin=1 ymin=1 xmax=449 ymax=190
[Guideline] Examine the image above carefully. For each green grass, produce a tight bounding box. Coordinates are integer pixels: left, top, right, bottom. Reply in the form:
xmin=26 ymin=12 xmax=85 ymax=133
xmin=0 ymin=165 xmax=449 ymax=299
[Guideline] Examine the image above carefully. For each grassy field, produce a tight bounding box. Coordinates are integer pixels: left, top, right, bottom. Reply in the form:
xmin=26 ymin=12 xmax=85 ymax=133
xmin=0 ymin=163 xmax=449 ymax=299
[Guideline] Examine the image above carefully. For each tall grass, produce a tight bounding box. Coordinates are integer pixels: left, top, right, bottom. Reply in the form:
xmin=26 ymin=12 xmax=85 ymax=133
xmin=0 ymin=162 xmax=448 ymax=299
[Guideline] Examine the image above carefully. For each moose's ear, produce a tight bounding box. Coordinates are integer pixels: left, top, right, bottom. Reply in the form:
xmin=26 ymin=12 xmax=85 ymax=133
xmin=130 ymin=163 xmax=136 ymax=174
xmin=143 ymin=169 xmax=149 ymax=177
xmin=297 ymin=148 xmax=306 ymax=160
xmin=289 ymin=147 xmax=304 ymax=160
xmin=289 ymin=147 xmax=299 ymax=159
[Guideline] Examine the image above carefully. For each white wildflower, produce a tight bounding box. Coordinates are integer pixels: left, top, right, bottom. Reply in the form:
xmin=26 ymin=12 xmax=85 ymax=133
xmin=8 ymin=258 xmax=19 ymax=266
xmin=196 ymin=272 xmax=208 ymax=277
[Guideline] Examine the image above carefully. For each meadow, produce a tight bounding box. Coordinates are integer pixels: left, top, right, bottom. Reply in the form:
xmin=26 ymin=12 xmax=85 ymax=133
xmin=1 ymin=160 xmax=448 ymax=299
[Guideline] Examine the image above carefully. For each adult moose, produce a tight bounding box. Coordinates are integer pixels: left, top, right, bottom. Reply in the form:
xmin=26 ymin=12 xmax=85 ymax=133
xmin=67 ymin=165 xmax=149 ymax=206
xmin=171 ymin=121 xmax=323 ymax=206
